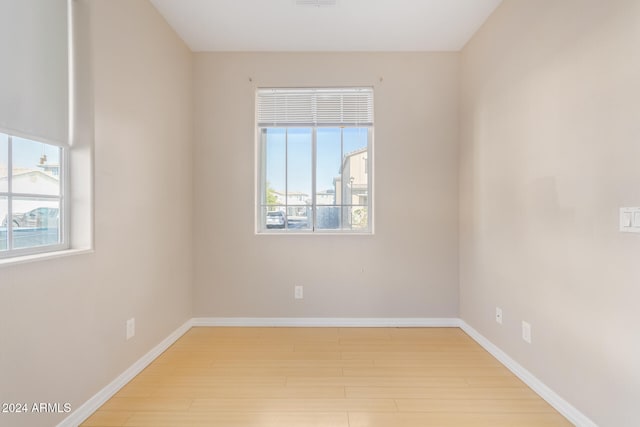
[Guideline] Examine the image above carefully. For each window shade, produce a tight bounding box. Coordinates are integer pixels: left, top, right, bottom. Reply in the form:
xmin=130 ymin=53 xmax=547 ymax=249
xmin=0 ymin=0 xmax=69 ymax=146
xmin=257 ymin=88 xmax=373 ymax=127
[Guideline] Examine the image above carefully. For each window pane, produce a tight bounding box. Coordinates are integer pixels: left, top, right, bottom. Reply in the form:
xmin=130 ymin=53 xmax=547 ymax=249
xmin=347 ymin=206 xmax=368 ymax=231
xmin=258 ymin=124 xmax=372 ymax=234
xmin=316 ymin=128 xmax=340 ymax=206
xmin=342 ymin=128 xmax=368 ymax=208
xmin=12 ymin=137 xmax=61 ymax=196
xmin=264 ymin=129 xmax=286 ymax=204
xmin=0 ymin=134 xmax=7 ymax=192
xmin=0 ymin=197 xmax=7 ymax=251
xmin=263 ymin=206 xmax=287 ymax=230
xmin=11 ymin=198 xmax=61 ymax=249
xmin=286 ymin=205 xmax=311 ymax=230
xmin=286 ymin=127 xmax=312 ymax=207
xmin=286 ymin=128 xmax=312 ymax=231
xmin=316 ymin=205 xmax=341 ymax=230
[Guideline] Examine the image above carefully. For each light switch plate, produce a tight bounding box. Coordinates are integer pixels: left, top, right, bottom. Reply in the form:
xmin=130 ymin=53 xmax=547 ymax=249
xmin=620 ymin=207 xmax=640 ymax=233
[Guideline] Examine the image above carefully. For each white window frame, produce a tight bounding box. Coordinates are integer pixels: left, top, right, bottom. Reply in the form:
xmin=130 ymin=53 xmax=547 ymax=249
xmin=255 ymin=87 xmax=374 ymax=234
xmin=0 ymin=132 xmax=69 ymax=258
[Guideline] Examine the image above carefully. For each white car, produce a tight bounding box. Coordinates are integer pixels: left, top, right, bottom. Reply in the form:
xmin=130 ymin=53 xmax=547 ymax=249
xmin=2 ymin=207 xmax=59 ymax=228
xmin=266 ymin=211 xmax=287 ymax=229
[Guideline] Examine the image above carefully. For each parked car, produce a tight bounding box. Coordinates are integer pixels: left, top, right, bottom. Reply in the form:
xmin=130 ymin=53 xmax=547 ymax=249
xmin=2 ymin=207 xmax=59 ymax=228
xmin=266 ymin=211 xmax=287 ymax=229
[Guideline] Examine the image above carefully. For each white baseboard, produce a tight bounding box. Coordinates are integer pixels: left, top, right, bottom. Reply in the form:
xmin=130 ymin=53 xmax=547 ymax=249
xmin=459 ymin=321 xmax=597 ymax=427
xmin=191 ymin=317 xmax=461 ymax=327
xmin=56 ymin=319 xmax=193 ymax=427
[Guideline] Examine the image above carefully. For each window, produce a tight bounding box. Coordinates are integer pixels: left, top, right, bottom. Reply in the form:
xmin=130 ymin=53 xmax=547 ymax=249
xmin=257 ymin=88 xmax=373 ymax=233
xmin=0 ymin=133 xmax=66 ymax=257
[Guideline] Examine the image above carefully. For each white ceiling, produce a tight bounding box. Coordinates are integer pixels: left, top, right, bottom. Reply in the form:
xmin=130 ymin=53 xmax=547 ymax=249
xmin=149 ymin=0 xmax=503 ymax=52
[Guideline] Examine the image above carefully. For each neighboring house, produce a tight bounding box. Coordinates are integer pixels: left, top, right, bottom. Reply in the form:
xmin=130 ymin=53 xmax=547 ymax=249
xmin=272 ymin=189 xmax=340 ymax=207
xmin=333 ymin=148 xmax=369 ymax=228
xmin=272 ymin=190 xmax=311 ymax=218
xmin=316 ymin=189 xmax=335 ymax=205
xmin=11 ymin=170 xmax=60 ymax=195
xmin=272 ymin=191 xmax=309 ymax=205
xmin=36 ymin=158 xmax=61 ymax=177
xmin=0 ymin=169 xmax=60 ymax=223
xmin=333 ymin=147 xmax=368 ymax=206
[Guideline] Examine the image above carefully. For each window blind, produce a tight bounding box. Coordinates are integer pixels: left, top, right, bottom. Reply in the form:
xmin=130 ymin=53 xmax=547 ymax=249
xmin=0 ymin=0 xmax=69 ymax=146
xmin=257 ymin=88 xmax=373 ymax=127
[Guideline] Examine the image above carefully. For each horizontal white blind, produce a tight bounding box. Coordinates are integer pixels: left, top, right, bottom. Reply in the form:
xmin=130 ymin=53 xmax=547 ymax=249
xmin=0 ymin=0 xmax=69 ymax=146
xmin=257 ymin=88 xmax=373 ymax=127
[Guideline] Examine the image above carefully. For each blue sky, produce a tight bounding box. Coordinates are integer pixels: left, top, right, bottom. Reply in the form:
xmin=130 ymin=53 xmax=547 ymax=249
xmin=0 ymin=133 xmax=60 ymax=171
xmin=265 ymin=127 xmax=367 ymax=196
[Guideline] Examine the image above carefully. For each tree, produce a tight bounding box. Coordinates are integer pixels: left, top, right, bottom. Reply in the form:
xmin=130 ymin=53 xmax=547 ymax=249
xmin=266 ymin=182 xmax=278 ymax=209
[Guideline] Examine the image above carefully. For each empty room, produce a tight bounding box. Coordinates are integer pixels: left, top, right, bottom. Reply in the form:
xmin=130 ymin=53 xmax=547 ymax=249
xmin=0 ymin=0 xmax=638 ymax=426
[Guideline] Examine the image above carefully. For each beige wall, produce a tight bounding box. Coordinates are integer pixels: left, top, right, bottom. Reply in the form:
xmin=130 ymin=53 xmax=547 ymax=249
xmin=6 ymin=1 xmax=635 ymax=425
xmin=460 ymin=0 xmax=640 ymax=425
xmin=0 ymin=1 xmax=193 ymax=426
xmin=193 ymin=53 xmax=459 ymax=318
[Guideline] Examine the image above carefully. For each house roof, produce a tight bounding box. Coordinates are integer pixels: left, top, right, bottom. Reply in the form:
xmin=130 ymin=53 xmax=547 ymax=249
xmin=0 ymin=169 xmax=60 ymax=183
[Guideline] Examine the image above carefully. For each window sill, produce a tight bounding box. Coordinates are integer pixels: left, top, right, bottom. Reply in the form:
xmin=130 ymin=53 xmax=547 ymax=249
xmin=255 ymin=231 xmax=374 ymax=236
xmin=0 ymin=247 xmax=94 ymax=268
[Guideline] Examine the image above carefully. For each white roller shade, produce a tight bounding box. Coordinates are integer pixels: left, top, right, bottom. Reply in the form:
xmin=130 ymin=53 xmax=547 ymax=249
xmin=0 ymin=0 xmax=69 ymax=146
xmin=257 ymin=88 xmax=373 ymax=127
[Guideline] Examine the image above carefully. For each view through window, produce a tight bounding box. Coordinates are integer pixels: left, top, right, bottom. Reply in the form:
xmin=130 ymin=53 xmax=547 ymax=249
xmin=257 ymin=88 xmax=373 ymax=233
xmin=0 ymin=133 xmax=64 ymax=256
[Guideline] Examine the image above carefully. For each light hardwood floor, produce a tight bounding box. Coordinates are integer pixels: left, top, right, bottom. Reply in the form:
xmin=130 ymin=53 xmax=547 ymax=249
xmin=81 ymin=327 xmax=572 ymax=427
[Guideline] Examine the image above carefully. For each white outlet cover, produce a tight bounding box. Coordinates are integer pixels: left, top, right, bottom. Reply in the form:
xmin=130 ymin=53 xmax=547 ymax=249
xmin=522 ymin=321 xmax=531 ymax=343
xmin=294 ymin=285 xmax=303 ymax=299
xmin=495 ymin=307 xmax=503 ymax=324
xmin=126 ymin=318 xmax=135 ymax=340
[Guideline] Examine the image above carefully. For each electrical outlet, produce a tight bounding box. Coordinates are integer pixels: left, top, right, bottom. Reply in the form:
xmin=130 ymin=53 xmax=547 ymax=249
xmin=495 ymin=307 xmax=503 ymax=324
xmin=126 ymin=318 xmax=135 ymax=340
xmin=294 ymin=285 xmax=303 ymax=299
xmin=522 ymin=321 xmax=531 ymax=343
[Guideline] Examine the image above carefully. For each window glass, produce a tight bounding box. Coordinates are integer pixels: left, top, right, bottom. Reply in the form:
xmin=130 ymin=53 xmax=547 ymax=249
xmin=348 ymin=205 xmax=369 ymax=231
xmin=0 ymin=134 xmax=64 ymax=257
xmin=11 ymin=198 xmax=61 ymax=249
xmin=0 ymin=134 xmax=7 ymax=192
xmin=286 ymin=129 xmax=312 ymax=231
xmin=342 ymin=128 xmax=369 ymax=230
xmin=263 ymin=207 xmax=287 ymax=230
xmin=0 ymin=196 xmax=7 ymax=251
xmin=316 ymin=206 xmax=341 ymax=230
xmin=342 ymin=127 xmax=369 ymax=206
xmin=259 ymin=126 xmax=371 ymax=233
xmin=316 ymin=128 xmax=341 ymax=230
xmin=256 ymin=88 xmax=373 ymax=233
xmin=264 ymin=128 xmax=286 ymax=208
xmin=316 ymin=128 xmax=341 ymax=205
xmin=12 ymin=136 xmax=61 ymax=196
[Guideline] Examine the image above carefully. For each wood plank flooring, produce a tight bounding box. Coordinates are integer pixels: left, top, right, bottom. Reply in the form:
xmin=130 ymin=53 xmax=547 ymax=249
xmin=81 ymin=327 xmax=572 ymax=427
